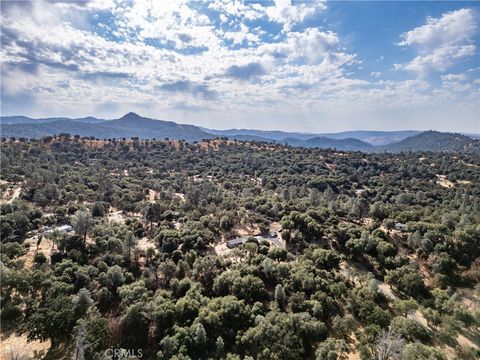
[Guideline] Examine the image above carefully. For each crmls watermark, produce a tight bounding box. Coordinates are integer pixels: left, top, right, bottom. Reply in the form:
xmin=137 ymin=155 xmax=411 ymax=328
xmin=104 ymin=348 xmax=143 ymax=359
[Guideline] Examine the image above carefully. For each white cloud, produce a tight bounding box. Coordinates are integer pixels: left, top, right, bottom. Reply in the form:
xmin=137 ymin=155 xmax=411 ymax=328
xmin=208 ymin=0 xmax=265 ymax=22
xmin=258 ymin=28 xmax=346 ymax=65
xmin=101 ymin=0 xmax=222 ymax=51
xmin=265 ymin=0 xmax=326 ymax=32
xmin=399 ymin=8 xmax=476 ymax=47
xmin=222 ymin=23 xmax=260 ymax=46
xmin=209 ymin=0 xmax=325 ymax=32
xmin=397 ymin=8 xmax=477 ymax=76
xmin=437 ymin=72 xmax=473 ymax=94
xmin=0 ymin=0 xmax=478 ymax=132
xmin=401 ymin=44 xmax=476 ymax=74
xmin=219 ymin=13 xmax=228 ymax=24
xmin=441 ymin=73 xmax=467 ymax=82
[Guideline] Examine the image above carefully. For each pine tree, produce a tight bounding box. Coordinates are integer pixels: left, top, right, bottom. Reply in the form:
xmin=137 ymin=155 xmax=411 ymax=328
xmin=194 ymin=323 xmax=206 ymax=345
xmin=215 ymin=336 xmax=224 ymax=358
xmin=73 ymin=288 xmax=93 ymax=318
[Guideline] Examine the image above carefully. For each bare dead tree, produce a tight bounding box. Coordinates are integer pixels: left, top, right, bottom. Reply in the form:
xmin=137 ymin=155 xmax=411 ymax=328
xmin=73 ymin=323 xmax=88 ymax=360
xmin=376 ymin=328 xmax=405 ymax=360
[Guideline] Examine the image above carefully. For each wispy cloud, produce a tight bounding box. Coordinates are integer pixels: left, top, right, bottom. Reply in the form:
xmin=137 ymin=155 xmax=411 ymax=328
xmin=157 ymin=80 xmax=217 ymax=100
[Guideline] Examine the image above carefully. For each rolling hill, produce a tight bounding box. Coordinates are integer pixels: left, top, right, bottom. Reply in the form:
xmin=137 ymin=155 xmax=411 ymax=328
xmin=104 ymin=112 xmax=214 ymax=141
xmin=283 ymin=136 xmax=375 ymax=152
xmin=316 ymin=130 xmax=421 ymax=146
xmin=378 ymin=131 xmax=480 ymax=153
xmin=203 ymin=128 xmax=316 ymax=142
xmin=1 ymin=113 xmax=478 ymax=153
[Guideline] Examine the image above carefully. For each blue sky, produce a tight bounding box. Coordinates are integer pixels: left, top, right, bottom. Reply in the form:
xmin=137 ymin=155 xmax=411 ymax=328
xmin=1 ymin=0 xmax=479 ymax=132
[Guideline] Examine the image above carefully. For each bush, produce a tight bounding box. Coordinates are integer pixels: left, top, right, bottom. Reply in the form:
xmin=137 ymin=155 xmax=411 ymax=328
xmin=315 ymin=338 xmax=348 ymax=360
xmin=34 ymin=251 xmax=47 ymax=265
xmin=390 ymin=316 xmax=430 ymax=342
xmin=92 ymin=203 xmax=106 ymax=217
xmin=402 ymin=343 xmax=446 ymax=360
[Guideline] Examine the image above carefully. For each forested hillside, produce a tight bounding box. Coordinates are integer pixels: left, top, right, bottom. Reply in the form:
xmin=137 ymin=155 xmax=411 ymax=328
xmin=0 ymin=113 xmax=214 ymax=142
xmin=284 ymin=136 xmax=375 ymax=152
xmin=376 ymin=131 xmax=479 ymax=153
xmin=2 ymin=114 xmax=478 ymax=153
xmin=1 ymin=137 xmax=479 ymax=360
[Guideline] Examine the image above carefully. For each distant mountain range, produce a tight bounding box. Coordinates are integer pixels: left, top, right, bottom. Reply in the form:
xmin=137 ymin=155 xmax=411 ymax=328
xmin=206 ymin=128 xmax=422 ymax=146
xmin=1 ymin=113 xmax=211 ymax=141
xmin=0 ymin=115 xmax=106 ymax=125
xmin=1 ymin=113 xmax=479 ymax=153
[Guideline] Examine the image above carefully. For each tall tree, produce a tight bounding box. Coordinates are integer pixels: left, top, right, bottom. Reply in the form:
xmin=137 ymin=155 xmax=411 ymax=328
xmin=72 ymin=210 xmax=94 ymax=245
xmin=144 ymin=202 xmax=161 ymax=231
xmin=123 ymin=231 xmax=138 ymax=263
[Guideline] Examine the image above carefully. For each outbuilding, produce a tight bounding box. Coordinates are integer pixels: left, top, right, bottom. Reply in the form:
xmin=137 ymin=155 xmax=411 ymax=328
xmin=226 ymin=237 xmax=248 ymax=248
xmin=394 ymin=223 xmax=408 ymax=231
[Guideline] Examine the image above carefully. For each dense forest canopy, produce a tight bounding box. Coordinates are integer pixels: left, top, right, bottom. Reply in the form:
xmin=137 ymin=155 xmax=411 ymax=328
xmin=0 ymin=136 xmax=479 ymax=360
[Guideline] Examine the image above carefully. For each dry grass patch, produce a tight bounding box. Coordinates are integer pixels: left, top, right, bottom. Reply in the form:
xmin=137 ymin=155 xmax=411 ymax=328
xmin=0 ymin=331 xmax=50 ymax=360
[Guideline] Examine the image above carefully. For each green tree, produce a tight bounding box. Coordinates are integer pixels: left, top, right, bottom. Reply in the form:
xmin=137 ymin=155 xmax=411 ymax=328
xmin=91 ymin=203 xmax=105 ymax=217
xmin=26 ymin=295 xmax=75 ymax=347
xmin=393 ymin=299 xmax=418 ymax=317
xmin=194 ymin=323 xmax=207 ymax=345
xmin=73 ymin=288 xmax=94 ymax=318
xmin=72 ymin=210 xmax=94 ymax=245
xmin=144 ymin=202 xmax=161 ymax=231
xmin=34 ymin=251 xmax=47 ymax=265
xmin=215 ymin=336 xmax=225 ymax=358
xmin=123 ymin=230 xmax=138 ymax=261
xmin=390 ymin=316 xmax=430 ymax=342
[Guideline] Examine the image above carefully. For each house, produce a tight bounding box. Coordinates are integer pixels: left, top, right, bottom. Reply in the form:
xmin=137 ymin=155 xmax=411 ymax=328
xmin=57 ymin=225 xmax=74 ymax=233
xmin=45 ymin=224 xmax=74 ymax=234
xmin=394 ymin=223 xmax=408 ymax=231
xmin=226 ymin=237 xmax=248 ymax=248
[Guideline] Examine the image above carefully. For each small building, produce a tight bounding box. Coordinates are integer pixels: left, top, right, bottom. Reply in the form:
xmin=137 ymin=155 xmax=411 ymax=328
xmin=394 ymin=223 xmax=408 ymax=231
xmin=45 ymin=224 xmax=74 ymax=234
xmin=226 ymin=237 xmax=248 ymax=249
xmin=57 ymin=225 xmax=74 ymax=233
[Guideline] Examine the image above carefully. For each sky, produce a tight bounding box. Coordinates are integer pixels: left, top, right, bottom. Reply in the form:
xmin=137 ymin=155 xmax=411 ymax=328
xmin=0 ymin=0 xmax=479 ymax=133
